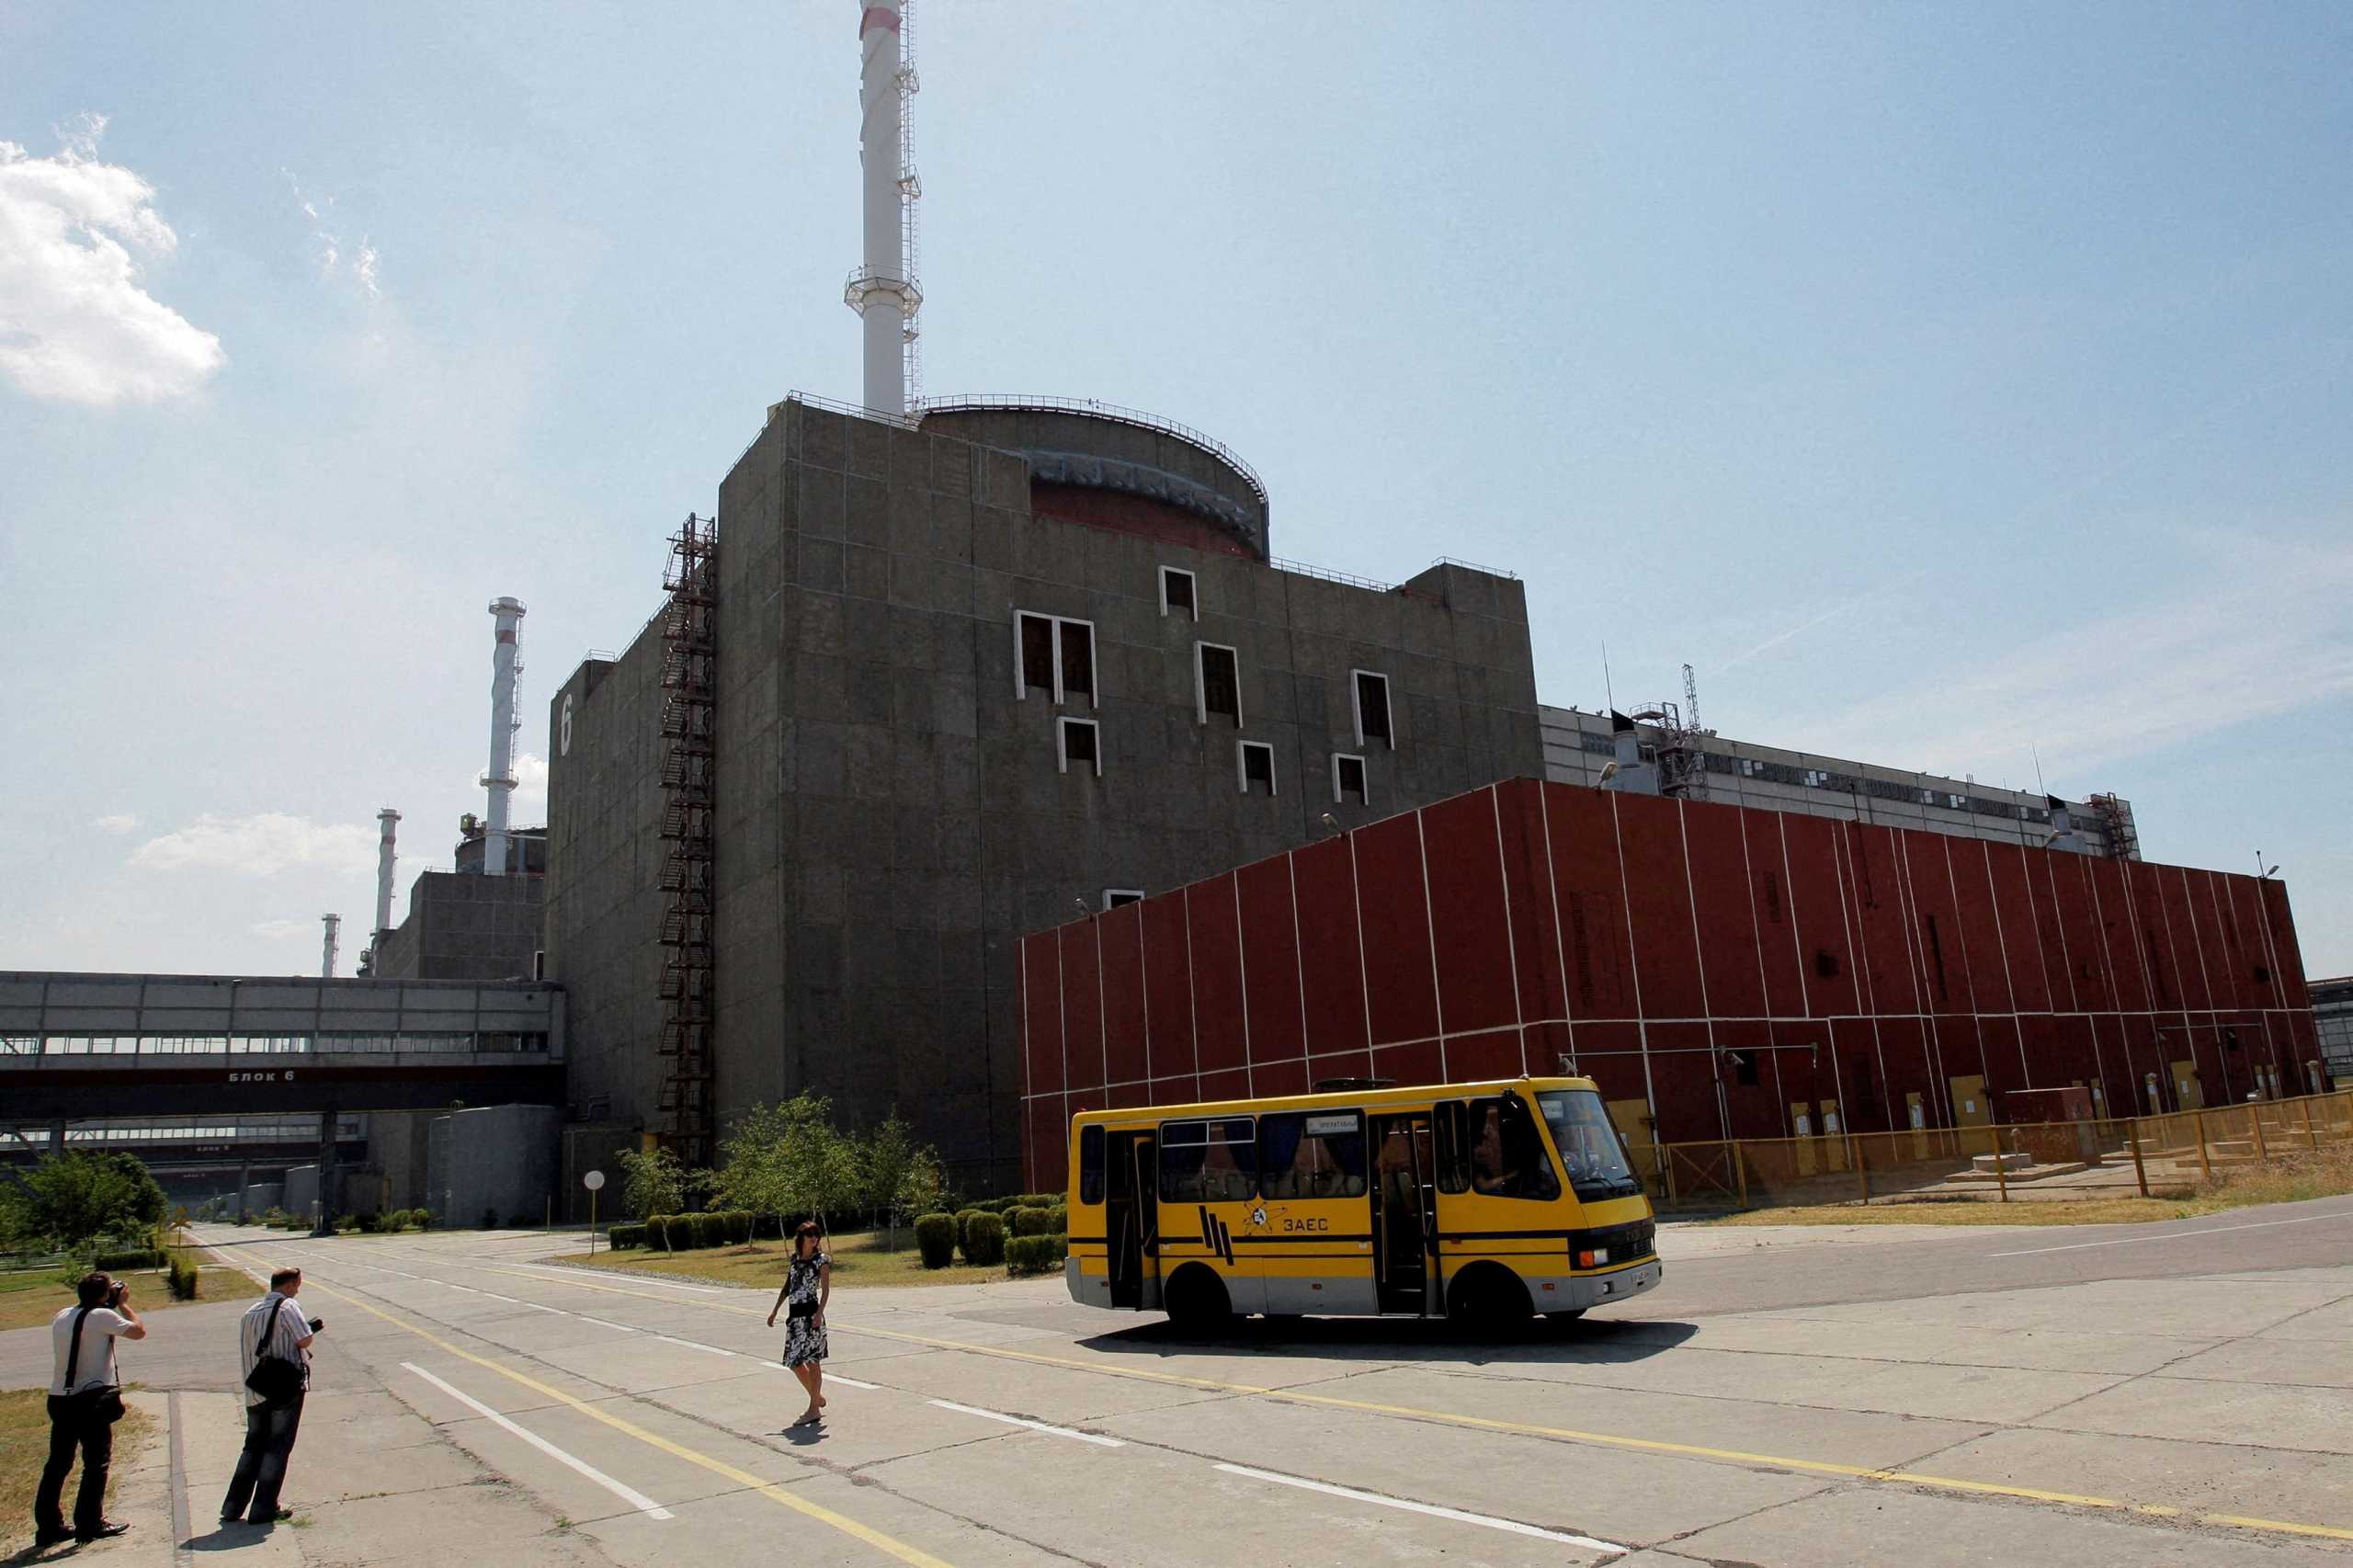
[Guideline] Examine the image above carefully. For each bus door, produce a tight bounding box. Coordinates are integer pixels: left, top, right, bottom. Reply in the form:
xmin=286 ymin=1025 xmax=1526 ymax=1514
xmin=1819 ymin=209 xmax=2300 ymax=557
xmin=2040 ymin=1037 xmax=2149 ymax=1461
xmin=1106 ymin=1131 xmax=1157 ymax=1310
xmin=1369 ymin=1112 xmax=1438 ymax=1314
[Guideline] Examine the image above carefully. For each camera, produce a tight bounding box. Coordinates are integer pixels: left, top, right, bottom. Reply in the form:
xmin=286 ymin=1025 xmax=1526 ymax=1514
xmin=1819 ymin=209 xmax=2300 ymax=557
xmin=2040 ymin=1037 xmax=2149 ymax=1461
xmin=308 ymin=1317 xmax=324 ymax=1333
xmin=107 ymin=1280 xmax=128 ymax=1308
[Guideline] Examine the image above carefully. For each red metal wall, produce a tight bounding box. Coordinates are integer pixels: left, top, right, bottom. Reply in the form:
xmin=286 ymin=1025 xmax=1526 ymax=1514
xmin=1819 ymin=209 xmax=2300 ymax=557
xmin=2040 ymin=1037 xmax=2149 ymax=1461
xmin=1016 ymin=778 xmax=2324 ymax=1186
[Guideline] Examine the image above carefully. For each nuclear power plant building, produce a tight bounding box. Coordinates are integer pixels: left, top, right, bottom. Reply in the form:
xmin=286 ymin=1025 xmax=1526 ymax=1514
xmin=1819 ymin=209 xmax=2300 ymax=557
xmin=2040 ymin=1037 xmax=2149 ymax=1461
xmin=547 ymin=396 xmax=1547 ymax=1184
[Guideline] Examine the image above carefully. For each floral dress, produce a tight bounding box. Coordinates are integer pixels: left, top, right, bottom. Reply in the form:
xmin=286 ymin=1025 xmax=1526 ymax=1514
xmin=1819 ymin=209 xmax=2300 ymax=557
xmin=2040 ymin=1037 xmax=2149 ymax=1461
xmin=781 ymin=1251 xmax=828 ymax=1369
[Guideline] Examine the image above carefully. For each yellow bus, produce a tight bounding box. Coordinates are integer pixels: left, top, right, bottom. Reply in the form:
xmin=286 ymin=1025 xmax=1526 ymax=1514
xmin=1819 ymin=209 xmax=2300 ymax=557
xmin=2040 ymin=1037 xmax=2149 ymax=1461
xmin=1064 ymin=1075 xmax=1660 ymax=1327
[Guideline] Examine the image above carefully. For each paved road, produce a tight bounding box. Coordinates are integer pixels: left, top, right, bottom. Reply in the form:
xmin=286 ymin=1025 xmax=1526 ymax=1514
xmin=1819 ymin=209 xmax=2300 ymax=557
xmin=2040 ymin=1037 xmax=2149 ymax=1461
xmin=5 ymin=1199 xmax=2349 ymax=1567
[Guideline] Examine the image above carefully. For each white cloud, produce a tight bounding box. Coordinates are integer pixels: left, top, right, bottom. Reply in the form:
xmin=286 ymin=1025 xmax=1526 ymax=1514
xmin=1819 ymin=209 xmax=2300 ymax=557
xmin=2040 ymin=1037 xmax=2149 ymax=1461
xmin=513 ymin=752 xmax=548 ymax=822
xmin=1790 ymin=530 xmax=2353 ymax=785
xmin=92 ymin=812 xmax=139 ymax=834
xmin=130 ymin=812 xmax=379 ymax=877
xmin=284 ymin=170 xmax=381 ymax=301
xmin=251 ymin=918 xmax=318 ymax=942
xmin=0 ymin=114 xmax=224 ymax=403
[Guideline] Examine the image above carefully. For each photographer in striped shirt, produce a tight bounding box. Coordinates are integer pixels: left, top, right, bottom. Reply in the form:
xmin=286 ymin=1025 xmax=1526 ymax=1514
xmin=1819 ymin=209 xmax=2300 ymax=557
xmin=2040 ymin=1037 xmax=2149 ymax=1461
xmin=220 ymin=1267 xmax=321 ymax=1527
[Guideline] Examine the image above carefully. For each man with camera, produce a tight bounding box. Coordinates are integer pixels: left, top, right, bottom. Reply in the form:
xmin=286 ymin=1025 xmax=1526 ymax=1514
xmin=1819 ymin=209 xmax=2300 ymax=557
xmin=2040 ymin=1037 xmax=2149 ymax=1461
xmin=220 ymin=1267 xmax=321 ymax=1527
xmin=35 ymin=1273 xmax=145 ymax=1547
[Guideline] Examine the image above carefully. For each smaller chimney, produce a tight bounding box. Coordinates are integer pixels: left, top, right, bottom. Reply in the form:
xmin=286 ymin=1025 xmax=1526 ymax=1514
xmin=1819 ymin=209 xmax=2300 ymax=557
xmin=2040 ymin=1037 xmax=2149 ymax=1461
xmin=483 ymin=597 xmax=527 ymax=877
xmin=373 ymin=808 xmax=401 ymax=944
xmin=2044 ymin=796 xmax=2083 ymax=854
xmin=1600 ymin=710 xmax=1660 ymax=795
xmin=321 ymin=914 xmax=340 ymax=980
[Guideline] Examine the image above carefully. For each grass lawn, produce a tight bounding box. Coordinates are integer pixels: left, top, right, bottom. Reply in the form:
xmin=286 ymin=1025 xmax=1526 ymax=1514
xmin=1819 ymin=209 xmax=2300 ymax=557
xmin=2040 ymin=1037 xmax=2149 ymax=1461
xmin=551 ymin=1229 xmax=1014 ymax=1289
xmin=1705 ymin=1143 xmax=2353 ymax=1228
xmin=0 ymin=1388 xmax=154 ymax=1551
xmin=0 ymin=1267 xmax=260 ymax=1333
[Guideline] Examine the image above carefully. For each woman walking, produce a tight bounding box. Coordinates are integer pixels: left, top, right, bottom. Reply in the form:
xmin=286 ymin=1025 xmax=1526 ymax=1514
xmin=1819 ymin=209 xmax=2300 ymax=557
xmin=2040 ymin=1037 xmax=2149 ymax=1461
xmin=767 ymin=1221 xmax=831 ymax=1426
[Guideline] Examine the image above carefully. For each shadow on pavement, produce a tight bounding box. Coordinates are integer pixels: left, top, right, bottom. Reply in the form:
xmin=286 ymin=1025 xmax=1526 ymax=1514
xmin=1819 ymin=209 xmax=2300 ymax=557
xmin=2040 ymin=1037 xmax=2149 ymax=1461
xmin=1078 ymin=1313 xmax=1698 ymax=1366
xmin=182 ymin=1521 xmax=277 ymax=1552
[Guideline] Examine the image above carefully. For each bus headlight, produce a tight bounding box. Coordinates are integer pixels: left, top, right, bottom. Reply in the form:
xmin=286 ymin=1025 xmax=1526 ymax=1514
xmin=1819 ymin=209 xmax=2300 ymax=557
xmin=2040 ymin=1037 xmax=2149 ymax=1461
xmin=1575 ymin=1248 xmax=1609 ymax=1268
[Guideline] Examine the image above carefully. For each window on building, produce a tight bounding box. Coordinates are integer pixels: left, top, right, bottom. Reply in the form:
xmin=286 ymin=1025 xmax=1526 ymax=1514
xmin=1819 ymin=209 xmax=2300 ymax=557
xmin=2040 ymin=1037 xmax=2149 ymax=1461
xmin=1160 ymin=566 xmax=1197 ymax=619
xmin=1257 ymin=1111 xmax=1368 ymax=1199
xmin=1332 ymin=753 xmax=1368 ymax=805
xmin=1018 ymin=613 xmax=1055 ymax=699
xmin=1159 ymin=1117 xmax=1256 ymax=1202
xmin=1238 ymin=740 xmax=1276 ymax=797
xmin=1103 ymin=889 xmax=1144 ymax=909
xmin=1060 ymin=620 xmax=1095 ymax=702
xmin=1196 ymin=642 xmax=1241 ymax=726
xmin=1058 ymin=717 xmax=1100 ymax=777
xmin=1352 ymin=670 xmax=1393 ymax=748
xmin=1015 ymin=613 xmax=1097 ymax=706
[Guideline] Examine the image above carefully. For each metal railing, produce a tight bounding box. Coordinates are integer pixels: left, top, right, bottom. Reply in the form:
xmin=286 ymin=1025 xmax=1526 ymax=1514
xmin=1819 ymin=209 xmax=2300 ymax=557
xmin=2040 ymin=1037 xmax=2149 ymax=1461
xmin=6 ymin=1031 xmax=551 ymax=1059
xmin=915 ymin=392 xmax=1269 ymax=508
xmin=1625 ymin=1087 xmax=2353 ymax=1210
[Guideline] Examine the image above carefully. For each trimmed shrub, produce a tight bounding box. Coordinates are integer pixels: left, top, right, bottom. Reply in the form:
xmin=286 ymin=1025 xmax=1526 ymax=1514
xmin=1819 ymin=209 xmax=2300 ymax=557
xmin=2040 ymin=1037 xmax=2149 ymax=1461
xmin=166 ymin=1252 xmax=200 ymax=1301
xmin=95 ymin=1247 xmax=164 ymax=1273
xmin=335 ymin=1215 xmax=358 ymax=1234
xmin=1045 ymin=1203 xmax=1068 ymax=1234
xmin=751 ymin=1212 xmax=785 ymax=1241
xmin=953 ymin=1209 xmax=988 ymax=1249
xmin=691 ymin=1213 xmax=729 ymax=1249
xmin=961 ymin=1211 xmax=1006 ymax=1266
xmin=608 ymin=1222 xmax=647 ymax=1251
xmin=722 ymin=1210 xmax=754 ymax=1246
xmin=1008 ymin=1206 xmax=1053 ymax=1238
xmin=653 ymin=1214 xmax=696 ymax=1250
xmin=914 ymin=1212 xmax=958 ymax=1269
xmin=1005 ymin=1234 xmax=1068 ymax=1277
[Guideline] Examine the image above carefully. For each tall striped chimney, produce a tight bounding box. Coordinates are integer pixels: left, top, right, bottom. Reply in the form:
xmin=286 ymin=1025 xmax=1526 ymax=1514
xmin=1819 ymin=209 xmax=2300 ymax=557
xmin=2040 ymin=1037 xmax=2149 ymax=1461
xmin=320 ymin=914 xmax=339 ymax=979
xmin=848 ymin=1 xmax=919 ymax=415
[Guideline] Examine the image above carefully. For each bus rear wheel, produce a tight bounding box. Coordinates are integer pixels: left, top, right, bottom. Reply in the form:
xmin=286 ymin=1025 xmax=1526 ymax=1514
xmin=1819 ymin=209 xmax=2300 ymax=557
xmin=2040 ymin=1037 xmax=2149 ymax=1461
xmin=1164 ymin=1266 xmax=1232 ymax=1333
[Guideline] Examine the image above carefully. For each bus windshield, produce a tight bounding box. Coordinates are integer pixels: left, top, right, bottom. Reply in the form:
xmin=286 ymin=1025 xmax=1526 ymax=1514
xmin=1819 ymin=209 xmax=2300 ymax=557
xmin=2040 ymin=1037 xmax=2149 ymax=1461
xmin=1536 ymin=1090 xmax=1642 ymax=1199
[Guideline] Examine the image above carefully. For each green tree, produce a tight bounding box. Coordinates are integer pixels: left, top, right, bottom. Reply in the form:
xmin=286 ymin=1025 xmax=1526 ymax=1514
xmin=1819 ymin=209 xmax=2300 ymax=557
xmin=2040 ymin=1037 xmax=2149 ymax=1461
xmin=718 ymin=1094 xmax=861 ymax=1234
xmin=0 ymin=1152 xmax=168 ymax=1252
xmin=856 ymin=1110 xmax=943 ymax=1246
xmin=612 ymin=1145 xmax=690 ymax=1221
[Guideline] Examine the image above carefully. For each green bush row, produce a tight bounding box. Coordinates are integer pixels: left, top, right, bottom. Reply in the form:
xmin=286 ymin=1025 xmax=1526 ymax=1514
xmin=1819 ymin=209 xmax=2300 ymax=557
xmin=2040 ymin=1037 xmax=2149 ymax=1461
xmin=93 ymin=1247 xmax=165 ymax=1272
xmin=165 ymin=1253 xmax=201 ymax=1301
xmin=639 ymin=1210 xmax=763 ymax=1250
xmin=1005 ymin=1234 xmax=1067 ymax=1277
xmin=962 ymin=1193 xmax=1063 ymax=1215
xmin=608 ymin=1222 xmax=647 ymax=1251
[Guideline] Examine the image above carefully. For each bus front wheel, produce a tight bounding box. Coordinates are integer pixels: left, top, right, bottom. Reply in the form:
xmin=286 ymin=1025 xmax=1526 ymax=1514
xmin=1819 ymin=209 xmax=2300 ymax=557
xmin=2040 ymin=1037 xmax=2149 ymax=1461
xmin=1447 ymin=1264 xmax=1534 ymax=1330
xmin=1164 ymin=1266 xmax=1232 ymax=1333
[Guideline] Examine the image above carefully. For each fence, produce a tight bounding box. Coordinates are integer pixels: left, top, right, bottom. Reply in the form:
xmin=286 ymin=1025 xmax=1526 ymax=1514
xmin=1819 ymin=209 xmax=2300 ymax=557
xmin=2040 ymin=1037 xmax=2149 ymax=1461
xmin=1631 ymin=1087 xmax=2353 ymax=1211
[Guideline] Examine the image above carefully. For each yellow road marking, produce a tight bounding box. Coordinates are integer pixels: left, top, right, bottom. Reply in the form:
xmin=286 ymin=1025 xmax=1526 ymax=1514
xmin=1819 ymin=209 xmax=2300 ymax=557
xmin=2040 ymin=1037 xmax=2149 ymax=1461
xmin=461 ymin=1259 xmax=2353 ymax=1545
xmin=300 ymin=1278 xmax=954 ymax=1568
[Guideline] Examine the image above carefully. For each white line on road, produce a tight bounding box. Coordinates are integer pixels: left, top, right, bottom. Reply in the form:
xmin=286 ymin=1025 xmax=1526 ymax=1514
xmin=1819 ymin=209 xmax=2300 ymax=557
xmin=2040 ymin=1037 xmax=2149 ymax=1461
xmin=506 ymin=1263 xmax=722 ymax=1294
xmin=578 ymin=1316 xmax=640 ymax=1334
xmin=1213 ymin=1463 xmax=1625 ymax=1552
xmin=1988 ymin=1208 xmax=2353 ymax=1257
xmin=927 ymin=1399 xmax=1124 ymax=1447
xmin=653 ymin=1335 xmax=737 ymax=1358
xmin=401 ymin=1362 xmax=674 ymax=1521
xmin=759 ymin=1364 xmax=878 ymax=1389
xmin=478 ymin=1292 xmax=522 ymax=1303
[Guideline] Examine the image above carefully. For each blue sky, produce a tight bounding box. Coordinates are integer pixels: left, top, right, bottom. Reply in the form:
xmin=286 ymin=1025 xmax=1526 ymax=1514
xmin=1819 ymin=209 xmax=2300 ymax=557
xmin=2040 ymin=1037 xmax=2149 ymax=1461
xmin=3 ymin=3 xmax=2348 ymax=978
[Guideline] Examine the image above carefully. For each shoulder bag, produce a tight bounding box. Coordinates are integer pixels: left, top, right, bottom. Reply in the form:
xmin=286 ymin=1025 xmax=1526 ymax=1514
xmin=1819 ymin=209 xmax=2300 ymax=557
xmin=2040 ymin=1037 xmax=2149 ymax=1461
xmin=63 ymin=1306 xmax=127 ymax=1425
xmin=243 ymin=1295 xmax=306 ymax=1404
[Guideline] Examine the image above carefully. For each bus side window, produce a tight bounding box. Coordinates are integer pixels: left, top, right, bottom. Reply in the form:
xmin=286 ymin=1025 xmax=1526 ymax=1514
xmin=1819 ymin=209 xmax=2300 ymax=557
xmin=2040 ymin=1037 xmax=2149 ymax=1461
xmin=1259 ymin=1111 xmax=1368 ymax=1199
xmin=1078 ymin=1124 xmax=1105 ymax=1205
xmin=1464 ymin=1096 xmax=1562 ymax=1200
xmin=1161 ymin=1118 xmax=1255 ymax=1203
xmin=1434 ymin=1100 xmax=1470 ymax=1194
